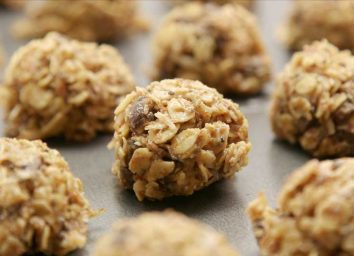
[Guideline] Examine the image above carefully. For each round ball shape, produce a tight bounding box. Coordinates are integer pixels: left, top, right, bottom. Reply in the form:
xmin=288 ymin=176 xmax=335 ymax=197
xmin=12 ymin=0 xmax=146 ymax=41
xmin=0 ymin=32 xmax=135 ymax=142
xmin=270 ymin=40 xmax=354 ymax=158
xmin=280 ymin=0 xmax=354 ymax=51
xmin=0 ymin=138 xmax=95 ymax=256
xmin=152 ymin=3 xmax=271 ymax=95
xmin=247 ymin=158 xmax=354 ymax=256
xmin=110 ymin=79 xmax=251 ymax=201
xmin=93 ymin=211 xmax=240 ymax=256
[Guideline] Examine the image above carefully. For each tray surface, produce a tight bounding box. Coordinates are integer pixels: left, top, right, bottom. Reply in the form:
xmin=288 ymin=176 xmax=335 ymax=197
xmin=0 ymin=1 xmax=311 ymax=255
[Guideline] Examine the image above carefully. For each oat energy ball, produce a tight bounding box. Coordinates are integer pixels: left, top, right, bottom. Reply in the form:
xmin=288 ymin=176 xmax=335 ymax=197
xmin=247 ymin=158 xmax=354 ymax=256
xmin=176 ymin=0 xmax=254 ymax=9
xmin=270 ymin=41 xmax=354 ymax=158
xmin=280 ymin=0 xmax=354 ymax=51
xmin=0 ymin=32 xmax=135 ymax=142
xmin=12 ymin=0 xmax=147 ymax=41
xmin=93 ymin=211 xmax=240 ymax=256
xmin=0 ymin=138 xmax=96 ymax=256
xmin=152 ymin=3 xmax=271 ymax=95
xmin=109 ymin=79 xmax=251 ymax=201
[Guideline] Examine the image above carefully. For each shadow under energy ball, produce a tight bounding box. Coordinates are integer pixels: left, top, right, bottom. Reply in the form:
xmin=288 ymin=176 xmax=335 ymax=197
xmin=0 ymin=138 xmax=96 ymax=256
xmin=270 ymin=40 xmax=354 ymax=158
xmin=247 ymin=158 xmax=354 ymax=256
xmin=151 ymin=2 xmax=271 ymax=95
xmin=0 ymin=32 xmax=135 ymax=142
xmin=109 ymin=79 xmax=251 ymax=201
xmin=92 ymin=211 xmax=240 ymax=256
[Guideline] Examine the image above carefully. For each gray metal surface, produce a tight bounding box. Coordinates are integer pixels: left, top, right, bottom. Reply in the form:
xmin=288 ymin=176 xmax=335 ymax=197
xmin=0 ymin=1 xmax=311 ymax=255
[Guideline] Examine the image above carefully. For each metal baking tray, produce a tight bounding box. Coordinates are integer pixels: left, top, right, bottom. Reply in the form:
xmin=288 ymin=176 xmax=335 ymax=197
xmin=0 ymin=1 xmax=311 ymax=255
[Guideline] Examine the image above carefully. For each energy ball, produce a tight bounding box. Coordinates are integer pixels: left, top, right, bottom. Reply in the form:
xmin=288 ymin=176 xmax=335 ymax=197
xmin=175 ymin=0 xmax=254 ymax=9
xmin=12 ymin=0 xmax=147 ymax=41
xmin=109 ymin=79 xmax=251 ymax=201
xmin=0 ymin=32 xmax=135 ymax=142
xmin=92 ymin=211 xmax=240 ymax=256
xmin=152 ymin=3 xmax=271 ymax=95
xmin=0 ymin=138 xmax=96 ymax=256
xmin=270 ymin=40 xmax=354 ymax=158
xmin=247 ymin=158 xmax=354 ymax=256
xmin=279 ymin=0 xmax=354 ymax=51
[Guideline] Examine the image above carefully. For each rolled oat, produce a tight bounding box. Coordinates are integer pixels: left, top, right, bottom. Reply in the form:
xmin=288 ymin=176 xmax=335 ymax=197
xmin=270 ymin=40 xmax=354 ymax=158
xmin=151 ymin=2 xmax=271 ymax=95
xmin=109 ymin=78 xmax=251 ymax=201
xmin=247 ymin=158 xmax=354 ymax=256
xmin=0 ymin=32 xmax=135 ymax=142
xmin=0 ymin=138 xmax=96 ymax=256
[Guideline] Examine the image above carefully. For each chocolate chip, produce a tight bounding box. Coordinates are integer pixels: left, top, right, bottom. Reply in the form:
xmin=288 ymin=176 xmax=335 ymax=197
xmin=128 ymin=97 xmax=155 ymax=134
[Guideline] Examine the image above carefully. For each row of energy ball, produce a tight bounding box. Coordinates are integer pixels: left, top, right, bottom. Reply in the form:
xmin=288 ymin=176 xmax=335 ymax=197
xmin=1 ymin=0 xmax=354 ymax=52
xmin=0 ymin=2 xmax=353 ymax=256
xmin=0 ymin=2 xmax=353 ymax=156
xmin=0 ymin=37 xmax=353 ymax=255
xmin=1 ymin=140 xmax=353 ymax=255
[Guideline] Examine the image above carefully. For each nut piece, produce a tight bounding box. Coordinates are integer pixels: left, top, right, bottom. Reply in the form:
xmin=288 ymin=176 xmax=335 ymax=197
xmin=0 ymin=32 xmax=135 ymax=142
xmin=279 ymin=0 xmax=354 ymax=51
xmin=270 ymin=40 xmax=354 ymax=158
xmin=0 ymin=138 xmax=96 ymax=256
xmin=92 ymin=211 xmax=240 ymax=256
xmin=12 ymin=0 xmax=147 ymax=41
xmin=247 ymin=158 xmax=354 ymax=256
xmin=110 ymin=79 xmax=251 ymax=201
xmin=152 ymin=2 xmax=271 ymax=95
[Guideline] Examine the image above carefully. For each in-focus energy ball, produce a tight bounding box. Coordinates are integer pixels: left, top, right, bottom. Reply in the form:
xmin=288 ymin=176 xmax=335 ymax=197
xmin=279 ymin=0 xmax=354 ymax=51
xmin=247 ymin=158 xmax=354 ymax=256
xmin=270 ymin=40 xmax=354 ymax=158
xmin=109 ymin=78 xmax=251 ymax=201
xmin=0 ymin=32 xmax=135 ymax=142
xmin=92 ymin=211 xmax=240 ymax=256
xmin=151 ymin=3 xmax=271 ymax=95
xmin=12 ymin=0 xmax=148 ymax=42
xmin=0 ymin=138 xmax=96 ymax=256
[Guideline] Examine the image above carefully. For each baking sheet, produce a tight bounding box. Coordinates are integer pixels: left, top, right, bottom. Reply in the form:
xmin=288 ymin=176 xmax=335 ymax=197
xmin=0 ymin=1 xmax=311 ymax=255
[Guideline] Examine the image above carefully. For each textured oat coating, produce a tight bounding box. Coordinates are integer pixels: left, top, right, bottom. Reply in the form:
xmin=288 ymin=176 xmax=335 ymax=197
xmin=92 ymin=211 xmax=240 ymax=256
xmin=270 ymin=40 xmax=354 ymax=158
xmin=12 ymin=0 xmax=147 ymax=41
xmin=175 ymin=0 xmax=254 ymax=8
xmin=109 ymin=79 xmax=251 ymax=201
xmin=247 ymin=158 xmax=354 ymax=256
xmin=152 ymin=3 xmax=271 ymax=95
xmin=0 ymin=138 xmax=96 ymax=256
xmin=280 ymin=0 xmax=354 ymax=51
xmin=0 ymin=32 xmax=135 ymax=142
